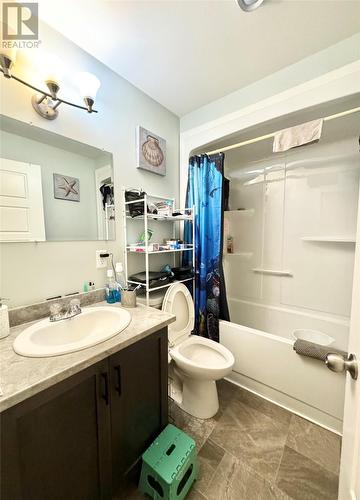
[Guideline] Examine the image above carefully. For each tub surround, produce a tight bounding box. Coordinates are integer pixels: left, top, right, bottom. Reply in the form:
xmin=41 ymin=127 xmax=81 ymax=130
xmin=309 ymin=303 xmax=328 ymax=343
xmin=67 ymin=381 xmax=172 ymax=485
xmin=0 ymin=302 xmax=175 ymax=412
xmin=8 ymin=288 xmax=106 ymax=327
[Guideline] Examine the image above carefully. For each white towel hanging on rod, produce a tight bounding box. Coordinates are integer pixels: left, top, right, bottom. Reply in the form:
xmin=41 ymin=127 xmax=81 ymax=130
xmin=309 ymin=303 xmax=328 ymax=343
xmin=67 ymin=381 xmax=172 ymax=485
xmin=206 ymin=106 xmax=360 ymax=155
xmin=272 ymin=118 xmax=323 ymax=153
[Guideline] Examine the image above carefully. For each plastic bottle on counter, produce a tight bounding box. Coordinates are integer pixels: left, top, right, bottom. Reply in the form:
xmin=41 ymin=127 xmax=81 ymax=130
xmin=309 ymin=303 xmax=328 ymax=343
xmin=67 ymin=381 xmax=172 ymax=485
xmin=115 ymin=263 xmax=127 ymax=301
xmin=0 ymin=298 xmax=10 ymax=339
xmin=105 ymin=269 xmax=119 ymax=304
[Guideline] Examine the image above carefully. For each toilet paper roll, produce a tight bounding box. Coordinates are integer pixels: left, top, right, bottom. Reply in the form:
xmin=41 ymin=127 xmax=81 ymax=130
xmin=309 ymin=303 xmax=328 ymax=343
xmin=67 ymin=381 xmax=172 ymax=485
xmin=0 ymin=305 xmax=10 ymax=339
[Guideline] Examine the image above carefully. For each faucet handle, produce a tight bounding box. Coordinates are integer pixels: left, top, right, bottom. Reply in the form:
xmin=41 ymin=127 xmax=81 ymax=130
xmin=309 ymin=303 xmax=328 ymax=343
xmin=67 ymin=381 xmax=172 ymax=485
xmin=69 ymin=298 xmax=81 ymax=313
xmin=50 ymin=302 xmax=62 ymax=314
xmin=49 ymin=302 xmax=63 ymax=321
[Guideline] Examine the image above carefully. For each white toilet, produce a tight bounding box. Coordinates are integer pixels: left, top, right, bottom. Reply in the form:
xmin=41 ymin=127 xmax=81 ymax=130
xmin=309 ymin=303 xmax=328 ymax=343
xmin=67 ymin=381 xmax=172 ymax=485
xmin=162 ymin=283 xmax=235 ymax=419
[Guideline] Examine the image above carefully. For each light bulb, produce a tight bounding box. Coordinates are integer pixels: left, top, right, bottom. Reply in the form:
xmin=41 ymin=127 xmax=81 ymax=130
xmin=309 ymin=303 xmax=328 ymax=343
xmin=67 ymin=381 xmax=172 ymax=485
xmin=43 ymin=58 xmax=63 ymax=99
xmin=77 ymin=72 xmax=101 ymax=113
xmin=30 ymin=49 xmax=65 ymax=98
xmin=77 ymin=72 xmax=101 ymax=100
xmin=44 ymin=60 xmax=63 ymax=85
xmin=31 ymin=49 xmax=62 ymax=81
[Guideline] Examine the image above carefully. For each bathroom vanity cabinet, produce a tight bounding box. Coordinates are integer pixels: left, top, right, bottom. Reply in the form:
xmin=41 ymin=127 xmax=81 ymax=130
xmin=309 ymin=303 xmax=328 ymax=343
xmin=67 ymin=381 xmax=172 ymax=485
xmin=0 ymin=329 xmax=168 ymax=500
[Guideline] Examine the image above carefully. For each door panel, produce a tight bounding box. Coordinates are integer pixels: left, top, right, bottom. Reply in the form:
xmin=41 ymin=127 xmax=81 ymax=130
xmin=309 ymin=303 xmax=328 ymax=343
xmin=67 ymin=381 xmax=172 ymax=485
xmin=0 ymin=158 xmax=45 ymax=241
xmin=0 ymin=360 xmax=112 ymax=500
xmin=0 ymin=169 xmax=27 ymax=196
xmin=0 ymin=206 xmax=29 ymax=231
xmin=338 ymin=191 xmax=360 ymax=499
xmin=109 ymin=330 xmax=168 ymax=492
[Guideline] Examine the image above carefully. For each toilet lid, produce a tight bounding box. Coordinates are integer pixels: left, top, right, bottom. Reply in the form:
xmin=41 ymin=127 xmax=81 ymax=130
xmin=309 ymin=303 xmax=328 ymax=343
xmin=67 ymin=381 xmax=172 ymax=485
xmin=162 ymin=283 xmax=194 ymax=345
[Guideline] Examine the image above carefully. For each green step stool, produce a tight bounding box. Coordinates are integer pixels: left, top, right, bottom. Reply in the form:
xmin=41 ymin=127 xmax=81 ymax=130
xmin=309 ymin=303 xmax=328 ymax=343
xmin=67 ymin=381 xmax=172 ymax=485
xmin=139 ymin=424 xmax=198 ymax=500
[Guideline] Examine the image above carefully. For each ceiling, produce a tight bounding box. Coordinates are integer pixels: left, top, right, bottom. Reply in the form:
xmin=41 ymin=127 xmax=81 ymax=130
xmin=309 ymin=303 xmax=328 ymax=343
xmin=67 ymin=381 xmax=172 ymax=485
xmin=37 ymin=0 xmax=360 ymax=117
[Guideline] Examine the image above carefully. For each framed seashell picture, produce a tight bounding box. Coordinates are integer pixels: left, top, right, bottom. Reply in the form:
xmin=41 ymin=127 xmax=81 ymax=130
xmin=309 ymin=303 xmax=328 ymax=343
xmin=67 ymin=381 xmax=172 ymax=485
xmin=136 ymin=126 xmax=166 ymax=176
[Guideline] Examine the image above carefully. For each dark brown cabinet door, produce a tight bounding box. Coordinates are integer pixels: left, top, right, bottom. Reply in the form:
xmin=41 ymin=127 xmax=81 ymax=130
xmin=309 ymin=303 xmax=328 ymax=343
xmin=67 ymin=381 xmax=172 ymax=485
xmin=0 ymin=360 xmax=112 ymax=500
xmin=109 ymin=329 xmax=168 ymax=492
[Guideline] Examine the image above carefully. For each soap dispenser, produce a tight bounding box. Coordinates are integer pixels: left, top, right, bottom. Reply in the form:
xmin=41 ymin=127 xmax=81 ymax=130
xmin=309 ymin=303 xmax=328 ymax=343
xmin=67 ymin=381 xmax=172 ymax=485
xmin=0 ymin=298 xmax=10 ymax=339
xmin=105 ymin=270 xmax=119 ymax=304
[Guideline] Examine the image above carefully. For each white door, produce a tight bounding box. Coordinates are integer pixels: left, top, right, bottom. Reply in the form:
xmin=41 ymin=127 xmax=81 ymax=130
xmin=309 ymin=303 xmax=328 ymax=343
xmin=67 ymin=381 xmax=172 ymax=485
xmin=338 ymin=198 xmax=360 ymax=499
xmin=0 ymin=158 xmax=45 ymax=241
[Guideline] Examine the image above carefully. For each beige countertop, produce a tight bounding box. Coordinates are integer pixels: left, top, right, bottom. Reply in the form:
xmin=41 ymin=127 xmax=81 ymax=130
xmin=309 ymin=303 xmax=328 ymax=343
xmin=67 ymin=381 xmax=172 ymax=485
xmin=0 ymin=302 xmax=175 ymax=412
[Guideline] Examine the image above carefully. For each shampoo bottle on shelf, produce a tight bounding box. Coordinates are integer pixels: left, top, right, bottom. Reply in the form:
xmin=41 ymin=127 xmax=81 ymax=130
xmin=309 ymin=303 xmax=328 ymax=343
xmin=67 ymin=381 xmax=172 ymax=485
xmin=105 ymin=269 xmax=119 ymax=304
xmin=227 ymin=235 xmax=234 ymax=254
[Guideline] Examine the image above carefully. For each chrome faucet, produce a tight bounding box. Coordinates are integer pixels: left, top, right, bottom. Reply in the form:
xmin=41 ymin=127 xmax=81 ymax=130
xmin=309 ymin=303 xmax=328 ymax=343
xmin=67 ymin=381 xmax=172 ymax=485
xmin=49 ymin=299 xmax=82 ymax=322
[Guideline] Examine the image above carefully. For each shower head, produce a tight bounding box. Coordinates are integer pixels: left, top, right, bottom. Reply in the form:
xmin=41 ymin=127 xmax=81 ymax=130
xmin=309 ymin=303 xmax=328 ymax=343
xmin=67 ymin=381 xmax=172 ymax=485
xmin=237 ymin=0 xmax=265 ymax=12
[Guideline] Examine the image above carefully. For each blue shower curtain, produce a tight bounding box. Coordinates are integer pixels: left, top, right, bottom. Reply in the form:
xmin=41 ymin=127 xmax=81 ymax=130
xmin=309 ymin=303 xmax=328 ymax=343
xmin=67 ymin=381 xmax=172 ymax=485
xmin=184 ymin=153 xmax=229 ymax=342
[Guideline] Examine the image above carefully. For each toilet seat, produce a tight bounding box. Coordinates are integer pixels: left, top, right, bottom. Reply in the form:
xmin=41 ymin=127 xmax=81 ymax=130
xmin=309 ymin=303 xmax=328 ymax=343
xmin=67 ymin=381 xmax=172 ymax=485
xmin=173 ymin=336 xmax=234 ymax=370
xmin=170 ymin=335 xmax=234 ymax=379
xmin=162 ymin=283 xmax=194 ymax=346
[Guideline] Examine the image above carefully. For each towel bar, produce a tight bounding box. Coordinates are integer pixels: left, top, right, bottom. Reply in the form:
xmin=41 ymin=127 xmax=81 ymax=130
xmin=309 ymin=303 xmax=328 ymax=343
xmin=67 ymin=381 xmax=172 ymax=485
xmin=252 ymin=268 xmax=293 ymax=277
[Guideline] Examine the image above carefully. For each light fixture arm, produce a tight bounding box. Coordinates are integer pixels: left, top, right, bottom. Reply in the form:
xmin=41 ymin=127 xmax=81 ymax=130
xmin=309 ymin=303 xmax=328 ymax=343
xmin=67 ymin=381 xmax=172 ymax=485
xmin=36 ymin=93 xmax=47 ymax=105
xmin=52 ymin=100 xmax=62 ymax=111
xmin=0 ymin=67 xmax=98 ymax=114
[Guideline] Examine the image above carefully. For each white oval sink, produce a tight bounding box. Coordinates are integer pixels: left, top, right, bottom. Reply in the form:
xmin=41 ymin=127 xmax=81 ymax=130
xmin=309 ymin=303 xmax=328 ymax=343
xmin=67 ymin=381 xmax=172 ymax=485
xmin=13 ymin=306 xmax=131 ymax=357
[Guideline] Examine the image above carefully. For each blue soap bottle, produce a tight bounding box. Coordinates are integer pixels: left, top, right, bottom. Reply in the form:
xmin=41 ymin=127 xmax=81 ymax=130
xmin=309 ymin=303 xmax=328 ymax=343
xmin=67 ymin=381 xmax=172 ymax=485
xmin=105 ymin=269 xmax=119 ymax=303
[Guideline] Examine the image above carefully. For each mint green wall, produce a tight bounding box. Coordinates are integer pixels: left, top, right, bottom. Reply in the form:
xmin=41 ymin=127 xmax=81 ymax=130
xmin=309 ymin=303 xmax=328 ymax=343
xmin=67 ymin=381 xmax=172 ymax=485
xmin=180 ymin=33 xmax=360 ymax=131
xmin=0 ymin=21 xmax=179 ymax=307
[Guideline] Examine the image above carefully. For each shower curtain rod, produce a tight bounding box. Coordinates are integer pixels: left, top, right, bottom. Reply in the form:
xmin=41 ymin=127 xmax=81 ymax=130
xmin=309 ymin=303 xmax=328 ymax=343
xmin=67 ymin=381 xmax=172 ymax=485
xmin=205 ymin=105 xmax=360 ymax=155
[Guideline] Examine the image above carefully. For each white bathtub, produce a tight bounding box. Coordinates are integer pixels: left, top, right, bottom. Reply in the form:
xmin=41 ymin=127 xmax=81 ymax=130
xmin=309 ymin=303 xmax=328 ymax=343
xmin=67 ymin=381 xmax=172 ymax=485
xmin=220 ymin=320 xmax=345 ymax=434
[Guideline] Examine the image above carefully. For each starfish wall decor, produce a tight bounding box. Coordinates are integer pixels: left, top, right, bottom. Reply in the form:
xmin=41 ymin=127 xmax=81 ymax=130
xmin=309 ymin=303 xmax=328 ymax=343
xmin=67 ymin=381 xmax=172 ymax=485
xmin=53 ymin=173 xmax=80 ymax=202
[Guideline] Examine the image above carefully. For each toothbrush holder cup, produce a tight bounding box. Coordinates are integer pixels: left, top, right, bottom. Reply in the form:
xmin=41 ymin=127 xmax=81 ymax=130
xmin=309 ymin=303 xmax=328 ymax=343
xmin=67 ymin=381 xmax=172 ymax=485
xmin=121 ymin=290 xmax=137 ymax=308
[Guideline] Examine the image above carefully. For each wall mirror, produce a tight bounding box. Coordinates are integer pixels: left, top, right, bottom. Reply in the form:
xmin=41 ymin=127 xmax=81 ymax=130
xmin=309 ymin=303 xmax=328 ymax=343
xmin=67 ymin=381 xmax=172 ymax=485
xmin=0 ymin=115 xmax=114 ymax=242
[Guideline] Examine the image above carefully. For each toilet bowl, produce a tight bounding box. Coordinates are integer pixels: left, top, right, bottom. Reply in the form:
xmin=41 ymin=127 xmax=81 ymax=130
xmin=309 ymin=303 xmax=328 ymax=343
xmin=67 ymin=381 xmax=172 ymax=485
xmin=162 ymin=283 xmax=234 ymax=419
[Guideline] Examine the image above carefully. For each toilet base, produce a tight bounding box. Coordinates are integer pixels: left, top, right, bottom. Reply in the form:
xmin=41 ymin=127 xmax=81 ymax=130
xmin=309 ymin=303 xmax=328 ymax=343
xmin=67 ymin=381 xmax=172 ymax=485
xmin=180 ymin=377 xmax=219 ymax=419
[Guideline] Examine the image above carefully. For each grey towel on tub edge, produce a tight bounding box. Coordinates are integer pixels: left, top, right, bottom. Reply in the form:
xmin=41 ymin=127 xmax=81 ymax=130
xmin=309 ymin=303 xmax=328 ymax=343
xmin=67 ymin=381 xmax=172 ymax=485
xmin=293 ymin=339 xmax=347 ymax=362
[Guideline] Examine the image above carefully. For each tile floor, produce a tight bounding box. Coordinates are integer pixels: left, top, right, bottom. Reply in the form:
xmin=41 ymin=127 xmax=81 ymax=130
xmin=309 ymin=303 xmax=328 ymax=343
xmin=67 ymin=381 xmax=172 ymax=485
xmin=120 ymin=380 xmax=341 ymax=500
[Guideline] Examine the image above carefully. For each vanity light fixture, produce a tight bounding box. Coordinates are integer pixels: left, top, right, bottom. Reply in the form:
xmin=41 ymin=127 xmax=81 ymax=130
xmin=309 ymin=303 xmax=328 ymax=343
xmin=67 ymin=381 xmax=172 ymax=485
xmin=0 ymin=49 xmax=101 ymax=120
